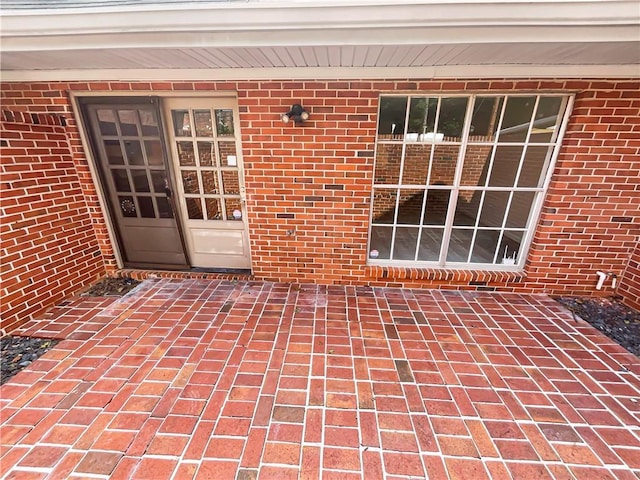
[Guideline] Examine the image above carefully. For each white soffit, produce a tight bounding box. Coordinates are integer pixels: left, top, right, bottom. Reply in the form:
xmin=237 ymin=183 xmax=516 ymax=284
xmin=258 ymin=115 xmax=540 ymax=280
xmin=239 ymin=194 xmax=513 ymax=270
xmin=1 ymin=0 xmax=639 ymax=80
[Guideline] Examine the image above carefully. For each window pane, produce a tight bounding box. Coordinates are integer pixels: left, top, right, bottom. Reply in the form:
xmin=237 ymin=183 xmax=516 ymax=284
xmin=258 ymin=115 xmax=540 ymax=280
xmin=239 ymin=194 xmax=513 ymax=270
xmin=469 ymin=97 xmax=503 ymax=140
xmin=460 ymin=144 xmax=492 ymax=187
xmin=429 ymin=144 xmax=459 ymax=186
xmin=529 ymin=97 xmax=564 ymax=143
xmin=499 ymin=96 xmax=536 ymax=142
xmin=447 ymin=229 xmax=473 ymax=262
xmin=397 ymin=189 xmax=424 ymax=225
xmin=205 ymin=198 xmax=222 ymax=220
xmin=138 ymin=196 xmax=155 ymax=218
xmin=119 ymin=196 xmax=137 ymax=218
xmin=177 ymin=142 xmax=196 ymax=166
xmin=471 ymin=229 xmax=500 ymax=263
xmin=221 ymin=171 xmax=240 ymax=195
xmin=418 ymin=228 xmax=443 ymax=261
xmin=378 ymin=96 xmax=407 ymax=138
xmin=186 ymin=198 xmax=203 ymax=219
xmin=131 ymin=170 xmax=150 ymax=193
xmin=506 ymin=192 xmax=536 ymax=228
xmin=172 ymin=110 xmax=191 ymax=137
xmin=218 ymin=142 xmax=237 ymax=167
xmin=150 ymin=171 xmax=166 ymax=194
xmin=407 ymin=97 xmax=437 ymax=135
xmin=372 ymin=189 xmax=397 ymax=224
xmin=201 ymin=171 xmax=219 ymax=194
xmin=123 ymin=140 xmax=144 ymax=165
xmin=139 ymin=110 xmax=158 ymax=136
xmin=182 ymin=170 xmax=200 ymax=194
xmin=488 ymin=145 xmax=523 ymax=187
xmin=225 ymin=198 xmax=243 ymax=221
xmin=145 ymin=140 xmax=164 ymax=165
xmin=111 ymin=169 xmax=130 ymax=192
xmin=518 ymin=146 xmax=552 ymax=188
xmin=393 ymin=227 xmax=419 ymax=260
xmin=118 ymin=110 xmax=139 ymax=136
xmin=198 ymin=141 xmax=216 ymax=166
xmin=375 ymin=144 xmax=402 ymax=184
xmin=423 ymin=189 xmax=450 ymax=226
xmin=453 ymin=191 xmax=480 ymax=226
xmin=402 ymin=144 xmax=431 ymax=185
xmin=104 ymin=140 xmax=124 ymax=165
xmin=479 ymin=191 xmax=510 ymax=227
xmin=194 ymin=110 xmax=213 ymax=137
xmin=438 ymin=97 xmax=468 ymax=140
xmin=215 ymin=109 xmax=235 ymax=137
xmin=498 ymin=231 xmax=524 ymax=265
xmin=157 ymin=197 xmax=173 ymax=218
xmin=97 ymin=109 xmax=117 ymax=136
xmin=370 ymin=226 xmax=393 ymax=259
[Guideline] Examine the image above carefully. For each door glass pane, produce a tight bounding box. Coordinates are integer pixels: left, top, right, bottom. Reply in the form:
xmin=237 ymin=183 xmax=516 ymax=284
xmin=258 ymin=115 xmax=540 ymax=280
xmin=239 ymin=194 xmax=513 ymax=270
xmin=150 ymin=171 xmax=166 ymax=193
xmin=205 ymin=198 xmax=222 ymax=220
xmin=172 ymin=110 xmax=191 ymax=137
xmin=530 ymin=97 xmax=563 ymax=143
xmin=488 ymin=145 xmax=523 ymax=187
xmin=392 ymin=227 xmax=419 ymax=260
xmin=201 ymin=171 xmax=219 ymax=194
xmin=378 ymin=96 xmax=407 ymax=139
xmin=375 ymin=144 xmax=402 ymax=184
xmin=460 ymin=145 xmax=492 ymax=186
xmin=139 ymin=110 xmax=159 ymax=136
xmin=447 ymin=229 xmax=473 ymax=262
xmin=124 ymin=140 xmax=144 ymax=165
xmin=372 ymin=189 xmax=397 ymax=224
xmin=145 ymin=140 xmax=164 ymax=165
xmin=498 ymin=231 xmax=524 ymax=265
xmin=437 ymin=97 xmax=468 ymax=140
xmin=471 ymin=230 xmax=500 ymax=263
xmin=198 ymin=141 xmax=216 ymax=166
xmin=402 ymin=144 xmax=431 ymax=185
xmin=429 ymin=145 xmax=459 ymax=185
xmin=131 ymin=170 xmax=151 ymax=192
xmin=97 ymin=110 xmax=117 ymax=135
xmin=225 ymin=198 xmax=243 ymax=221
xmin=111 ymin=169 xmax=131 ymax=192
xmin=397 ymin=189 xmax=424 ymax=225
xmin=479 ymin=191 xmax=510 ymax=227
xmin=423 ymin=189 xmax=450 ymax=226
xmin=218 ymin=142 xmax=237 ymax=167
xmin=407 ymin=97 xmax=437 ymax=135
xmin=369 ymin=226 xmax=393 ymax=260
xmin=194 ymin=110 xmax=213 ymax=137
xmin=119 ymin=196 xmax=137 ymax=218
xmin=221 ymin=171 xmax=240 ymax=195
xmin=104 ymin=140 xmax=124 ymax=165
xmin=499 ymin=97 xmax=536 ymax=142
xmin=177 ymin=142 xmax=196 ymax=166
xmin=469 ymin=97 xmax=503 ymax=140
xmin=181 ymin=170 xmax=200 ymax=194
xmin=157 ymin=197 xmax=173 ymax=218
xmin=418 ymin=228 xmax=443 ymax=261
xmin=506 ymin=192 xmax=535 ymax=228
xmin=138 ymin=196 xmax=156 ymax=218
xmin=215 ymin=109 xmax=235 ymax=137
xmin=186 ymin=198 xmax=203 ymax=220
xmin=453 ymin=191 xmax=480 ymax=226
xmin=518 ymin=146 xmax=552 ymax=188
xmin=118 ymin=110 xmax=139 ymax=136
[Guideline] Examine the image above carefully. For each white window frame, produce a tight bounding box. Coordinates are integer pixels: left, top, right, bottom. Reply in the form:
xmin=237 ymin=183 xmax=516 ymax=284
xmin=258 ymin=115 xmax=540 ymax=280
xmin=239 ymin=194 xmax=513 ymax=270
xmin=368 ymin=92 xmax=575 ymax=270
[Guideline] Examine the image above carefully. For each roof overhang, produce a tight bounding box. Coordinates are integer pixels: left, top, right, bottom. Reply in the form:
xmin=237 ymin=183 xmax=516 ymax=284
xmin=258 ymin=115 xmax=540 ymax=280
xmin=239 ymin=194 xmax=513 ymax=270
xmin=1 ymin=0 xmax=639 ymax=81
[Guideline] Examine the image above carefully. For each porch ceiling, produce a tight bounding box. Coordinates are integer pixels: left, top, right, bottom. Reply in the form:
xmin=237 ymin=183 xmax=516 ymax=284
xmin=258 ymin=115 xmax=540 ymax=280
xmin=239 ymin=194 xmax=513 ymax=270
xmin=1 ymin=0 xmax=639 ymax=80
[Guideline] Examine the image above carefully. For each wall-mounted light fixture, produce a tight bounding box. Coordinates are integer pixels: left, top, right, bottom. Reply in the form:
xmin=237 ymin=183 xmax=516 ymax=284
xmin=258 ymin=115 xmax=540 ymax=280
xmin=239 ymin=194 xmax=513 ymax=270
xmin=281 ymin=104 xmax=309 ymax=124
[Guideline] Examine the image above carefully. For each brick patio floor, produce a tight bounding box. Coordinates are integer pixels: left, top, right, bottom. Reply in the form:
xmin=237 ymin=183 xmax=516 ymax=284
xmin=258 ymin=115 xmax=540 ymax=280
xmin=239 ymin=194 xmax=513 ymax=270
xmin=2 ymin=279 xmax=640 ymax=479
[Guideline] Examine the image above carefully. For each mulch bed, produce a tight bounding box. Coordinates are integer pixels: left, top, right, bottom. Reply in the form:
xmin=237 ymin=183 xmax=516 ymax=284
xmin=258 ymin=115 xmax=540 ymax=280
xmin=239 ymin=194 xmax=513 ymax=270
xmin=82 ymin=276 xmax=141 ymax=296
xmin=1 ymin=336 xmax=59 ymax=385
xmin=556 ymin=296 xmax=640 ymax=357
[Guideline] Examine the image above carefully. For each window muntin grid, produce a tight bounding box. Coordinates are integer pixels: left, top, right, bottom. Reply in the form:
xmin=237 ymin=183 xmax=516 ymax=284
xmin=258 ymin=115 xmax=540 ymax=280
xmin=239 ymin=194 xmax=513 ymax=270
xmin=369 ymin=93 xmax=571 ymax=268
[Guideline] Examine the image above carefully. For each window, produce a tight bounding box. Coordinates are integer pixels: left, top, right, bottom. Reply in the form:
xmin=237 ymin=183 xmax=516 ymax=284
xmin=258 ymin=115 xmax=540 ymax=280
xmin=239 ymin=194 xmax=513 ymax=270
xmin=369 ymin=94 xmax=571 ymax=268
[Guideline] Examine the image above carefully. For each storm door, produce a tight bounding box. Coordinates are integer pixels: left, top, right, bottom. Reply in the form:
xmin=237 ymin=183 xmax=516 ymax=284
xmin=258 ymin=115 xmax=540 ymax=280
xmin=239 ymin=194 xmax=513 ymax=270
xmin=164 ymin=98 xmax=251 ymax=269
xmin=85 ymin=102 xmax=188 ymax=267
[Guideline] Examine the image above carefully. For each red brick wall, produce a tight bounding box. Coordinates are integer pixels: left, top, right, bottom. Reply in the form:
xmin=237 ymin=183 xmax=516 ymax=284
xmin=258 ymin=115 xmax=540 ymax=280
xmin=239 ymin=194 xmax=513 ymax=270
xmin=1 ymin=112 xmax=106 ymax=332
xmin=619 ymin=243 xmax=640 ymax=311
xmin=0 ymin=79 xmax=638 ymax=300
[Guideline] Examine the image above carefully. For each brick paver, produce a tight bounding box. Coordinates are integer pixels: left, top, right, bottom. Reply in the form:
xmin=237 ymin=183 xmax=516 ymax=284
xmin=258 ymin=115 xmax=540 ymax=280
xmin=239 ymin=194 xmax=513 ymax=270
xmin=1 ymin=278 xmax=639 ymax=479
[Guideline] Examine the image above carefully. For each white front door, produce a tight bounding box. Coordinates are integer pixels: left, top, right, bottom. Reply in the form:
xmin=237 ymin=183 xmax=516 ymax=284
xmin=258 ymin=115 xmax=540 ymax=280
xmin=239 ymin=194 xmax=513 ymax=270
xmin=164 ymin=98 xmax=251 ymax=269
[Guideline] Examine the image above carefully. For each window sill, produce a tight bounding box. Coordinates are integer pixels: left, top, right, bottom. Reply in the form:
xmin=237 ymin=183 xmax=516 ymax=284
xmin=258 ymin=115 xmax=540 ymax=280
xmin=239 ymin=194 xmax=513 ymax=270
xmin=364 ymin=265 xmax=527 ymax=284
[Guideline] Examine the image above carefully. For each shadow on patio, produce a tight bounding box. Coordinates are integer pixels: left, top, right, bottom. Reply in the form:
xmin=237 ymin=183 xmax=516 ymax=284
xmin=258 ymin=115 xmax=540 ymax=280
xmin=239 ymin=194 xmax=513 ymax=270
xmin=1 ymin=278 xmax=639 ymax=479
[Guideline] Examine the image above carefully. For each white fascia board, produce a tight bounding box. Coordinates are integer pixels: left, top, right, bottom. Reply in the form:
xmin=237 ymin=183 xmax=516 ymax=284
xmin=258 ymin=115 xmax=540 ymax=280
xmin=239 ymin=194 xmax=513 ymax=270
xmin=2 ymin=0 xmax=639 ymax=48
xmin=2 ymin=64 xmax=639 ymax=82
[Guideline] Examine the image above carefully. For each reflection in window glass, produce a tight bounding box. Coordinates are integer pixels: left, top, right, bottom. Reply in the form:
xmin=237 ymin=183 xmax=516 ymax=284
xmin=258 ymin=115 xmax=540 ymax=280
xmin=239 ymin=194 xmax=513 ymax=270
xmin=377 ymin=96 xmax=407 ymax=138
xmin=446 ymin=229 xmax=473 ymax=263
xmin=506 ymin=192 xmax=535 ymax=228
xmin=518 ymin=146 xmax=552 ymax=188
xmin=186 ymin=198 xmax=203 ymax=219
xmin=131 ymin=170 xmax=151 ymax=192
xmin=372 ymin=189 xmax=397 ymax=224
xmin=369 ymin=226 xmax=393 ymax=259
xmin=375 ymin=144 xmax=403 ymax=184
xmin=479 ymin=191 xmax=510 ymax=228
xmin=157 ymin=197 xmax=173 ymax=218
xmin=105 ymin=140 xmax=124 ymax=165
xmin=393 ymin=227 xmax=419 ymax=260
xmin=177 ymin=142 xmax=196 ymax=166
xmin=218 ymin=142 xmax=237 ymax=166
xmin=118 ymin=110 xmax=139 ymax=136
xmin=201 ymin=171 xmax=218 ymax=194
xmin=407 ymin=97 xmax=437 ymax=135
xmin=530 ymin=97 xmax=564 ymax=143
xmin=139 ymin=110 xmax=159 ymax=136
xmin=418 ymin=228 xmax=443 ymax=261
xmin=471 ymin=229 xmax=501 ymax=263
xmin=423 ymin=190 xmax=450 ymax=226
xmin=215 ymin=109 xmax=235 ymax=137
xmin=138 ymin=196 xmax=156 ymax=218
xmin=194 ymin=110 xmax=213 ymax=137
xmin=499 ymin=96 xmax=536 ymax=142
xmin=498 ymin=231 xmax=524 ymax=265
xmin=97 ymin=110 xmax=117 ymax=136
xmin=144 ymin=141 xmax=164 ymax=165
xmin=225 ymin=198 xmax=243 ymax=221
xmin=438 ymin=97 xmax=468 ymax=139
xmin=402 ymin=144 xmax=431 ymax=185
xmin=429 ymin=145 xmax=459 ymax=186
xmin=181 ymin=170 xmax=200 ymax=194
xmin=124 ymin=141 xmax=144 ymax=165
xmin=111 ymin=169 xmax=130 ymax=192
xmin=172 ymin=110 xmax=191 ymax=137
xmin=469 ymin=97 xmax=503 ymax=139
xmin=198 ymin=142 xmax=216 ymax=166
xmin=150 ymin=171 xmax=166 ymax=193
xmin=396 ymin=189 xmax=424 ymax=225
xmin=221 ymin=171 xmax=240 ymax=195
xmin=488 ymin=145 xmax=524 ymax=187
xmin=205 ymin=198 xmax=222 ymax=220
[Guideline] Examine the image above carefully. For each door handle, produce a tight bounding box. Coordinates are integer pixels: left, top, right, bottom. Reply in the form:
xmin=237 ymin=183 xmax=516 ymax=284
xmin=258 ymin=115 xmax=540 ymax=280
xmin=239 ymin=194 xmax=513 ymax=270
xmin=164 ymin=178 xmax=172 ymax=198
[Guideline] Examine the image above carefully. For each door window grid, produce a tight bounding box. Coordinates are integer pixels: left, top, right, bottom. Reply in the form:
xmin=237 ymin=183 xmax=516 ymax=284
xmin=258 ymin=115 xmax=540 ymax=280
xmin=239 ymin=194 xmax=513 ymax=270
xmin=97 ymin=108 xmax=172 ymax=219
xmin=172 ymin=108 xmax=241 ymax=221
xmin=369 ymin=94 xmax=570 ymax=268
